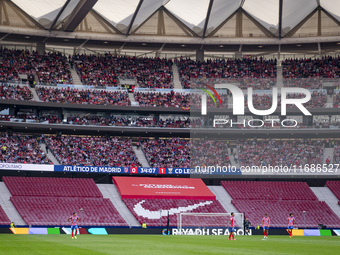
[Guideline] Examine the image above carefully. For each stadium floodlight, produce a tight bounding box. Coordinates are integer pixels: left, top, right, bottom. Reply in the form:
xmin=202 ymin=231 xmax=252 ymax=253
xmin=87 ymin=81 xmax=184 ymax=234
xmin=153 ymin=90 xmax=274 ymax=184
xmin=176 ymin=212 xmax=244 ymax=235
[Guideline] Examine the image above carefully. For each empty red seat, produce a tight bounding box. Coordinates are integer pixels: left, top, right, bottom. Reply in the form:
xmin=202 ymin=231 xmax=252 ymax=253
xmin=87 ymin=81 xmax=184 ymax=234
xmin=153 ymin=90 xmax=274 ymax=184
xmin=11 ymin=196 xmax=127 ymax=226
xmin=3 ymin=176 xmax=102 ymax=198
xmin=4 ymin=176 xmax=127 ymax=226
xmin=221 ymin=181 xmax=318 ymax=201
xmin=326 ymin=181 xmax=340 ymax=201
xmin=232 ymin=200 xmax=340 ymax=228
xmin=0 ymin=205 xmax=10 ymax=225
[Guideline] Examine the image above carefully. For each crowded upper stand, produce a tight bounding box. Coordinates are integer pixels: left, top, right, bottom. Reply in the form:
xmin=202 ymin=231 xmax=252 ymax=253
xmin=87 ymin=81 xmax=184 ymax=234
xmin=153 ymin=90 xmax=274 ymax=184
xmin=238 ymin=139 xmax=325 ymax=167
xmin=45 ymin=136 xmax=139 ymax=167
xmin=72 ymin=54 xmax=173 ymax=88
xmin=0 ymin=132 xmax=50 ymax=164
xmin=176 ymin=57 xmax=277 ymax=89
xmin=0 ymin=134 xmax=337 ymax=166
xmin=0 ymin=84 xmax=33 ymax=101
xmin=0 ymin=49 xmax=72 ymax=85
xmin=36 ymin=87 xmax=130 ymax=106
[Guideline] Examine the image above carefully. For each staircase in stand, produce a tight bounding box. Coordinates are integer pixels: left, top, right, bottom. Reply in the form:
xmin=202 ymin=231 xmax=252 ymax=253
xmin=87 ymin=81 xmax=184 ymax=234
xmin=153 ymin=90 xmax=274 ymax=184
xmin=70 ymin=68 xmax=83 ymax=85
xmin=172 ymin=63 xmax=183 ymax=89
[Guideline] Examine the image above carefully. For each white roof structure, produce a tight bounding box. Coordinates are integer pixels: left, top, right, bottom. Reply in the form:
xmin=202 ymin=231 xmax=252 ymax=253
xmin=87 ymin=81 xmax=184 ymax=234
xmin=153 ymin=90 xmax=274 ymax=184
xmin=1 ymin=0 xmax=340 ymax=51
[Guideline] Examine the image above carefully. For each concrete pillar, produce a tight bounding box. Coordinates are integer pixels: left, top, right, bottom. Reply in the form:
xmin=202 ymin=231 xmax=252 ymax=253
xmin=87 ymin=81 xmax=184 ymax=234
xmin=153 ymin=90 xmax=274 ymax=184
xmin=235 ymin=52 xmax=243 ymax=59
xmin=196 ymin=50 xmax=204 ymax=62
xmin=9 ymin=106 xmax=15 ymax=115
xmin=36 ymin=42 xmax=45 ymax=55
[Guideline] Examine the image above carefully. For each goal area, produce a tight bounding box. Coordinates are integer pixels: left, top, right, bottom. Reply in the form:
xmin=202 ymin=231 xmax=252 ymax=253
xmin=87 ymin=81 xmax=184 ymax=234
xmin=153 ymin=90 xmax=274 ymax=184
xmin=177 ymin=212 xmax=244 ymax=234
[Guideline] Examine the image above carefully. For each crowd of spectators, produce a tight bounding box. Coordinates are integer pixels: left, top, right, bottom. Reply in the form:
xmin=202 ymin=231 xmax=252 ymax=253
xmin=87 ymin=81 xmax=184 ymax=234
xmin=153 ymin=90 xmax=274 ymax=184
xmin=334 ymin=92 xmax=340 ymax=108
xmin=311 ymin=119 xmax=340 ymax=128
xmin=142 ymin=138 xmax=190 ymax=168
xmin=0 ymin=114 xmax=61 ymax=124
xmin=176 ymin=57 xmax=277 ymax=89
xmin=134 ymin=91 xmax=190 ymax=107
xmin=243 ymin=91 xmax=326 ymax=109
xmin=4 ymin=113 xmax=338 ymax=129
xmin=287 ymin=91 xmax=326 ymax=108
xmin=0 ymin=84 xmax=33 ymax=101
xmin=190 ymin=139 xmax=231 ymax=167
xmin=141 ymin=138 xmax=232 ymax=168
xmin=0 ymin=49 xmax=21 ymax=82
xmin=46 ymin=136 xmax=139 ymax=167
xmin=36 ymin=87 xmax=130 ymax=106
xmin=283 ymin=78 xmax=325 ymax=89
xmin=0 ymin=112 xmax=202 ymax=128
xmin=0 ymin=132 xmax=51 ymax=164
xmin=244 ymin=94 xmax=275 ymax=109
xmin=238 ymin=139 xmax=324 ymax=167
xmin=66 ymin=115 xmax=201 ymax=128
xmin=282 ymin=56 xmax=340 ymax=78
xmin=33 ymin=53 xmax=72 ymax=85
xmin=334 ymin=143 xmax=340 ymax=163
xmin=0 ymin=49 xmax=72 ymax=85
xmin=73 ymin=54 xmax=173 ymax=88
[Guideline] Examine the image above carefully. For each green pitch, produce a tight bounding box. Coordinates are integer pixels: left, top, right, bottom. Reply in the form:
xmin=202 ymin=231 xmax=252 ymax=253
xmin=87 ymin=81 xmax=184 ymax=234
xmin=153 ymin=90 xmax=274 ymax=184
xmin=0 ymin=235 xmax=339 ymax=255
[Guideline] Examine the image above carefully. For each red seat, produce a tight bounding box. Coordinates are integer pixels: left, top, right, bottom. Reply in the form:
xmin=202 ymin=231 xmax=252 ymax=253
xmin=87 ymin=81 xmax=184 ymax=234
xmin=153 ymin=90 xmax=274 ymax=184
xmin=0 ymin=205 xmax=10 ymax=225
xmin=4 ymin=176 xmax=127 ymax=226
xmin=326 ymin=181 xmax=340 ymax=201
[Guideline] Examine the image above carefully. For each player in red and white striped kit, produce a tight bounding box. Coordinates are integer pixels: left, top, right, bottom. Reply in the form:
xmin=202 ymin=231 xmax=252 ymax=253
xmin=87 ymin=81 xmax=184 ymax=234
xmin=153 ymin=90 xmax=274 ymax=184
xmin=262 ymin=213 xmax=270 ymax=239
xmin=228 ymin=212 xmax=236 ymax=240
xmin=287 ymin=213 xmax=296 ymax=238
xmin=68 ymin=212 xmax=80 ymax=239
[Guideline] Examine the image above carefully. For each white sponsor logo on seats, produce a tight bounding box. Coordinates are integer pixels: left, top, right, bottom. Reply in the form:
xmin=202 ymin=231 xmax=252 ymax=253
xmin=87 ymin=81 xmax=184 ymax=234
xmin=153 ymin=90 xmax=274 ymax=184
xmin=133 ymin=200 xmax=213 ymax=219
xmin=133 ymin=184 xmax=195 ymax=189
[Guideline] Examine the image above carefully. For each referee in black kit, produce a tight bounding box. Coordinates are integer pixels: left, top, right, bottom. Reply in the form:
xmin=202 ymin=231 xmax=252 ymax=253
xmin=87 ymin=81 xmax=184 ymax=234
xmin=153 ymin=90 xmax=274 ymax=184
xmin=244 ymin=217 xmax=251 ymax=235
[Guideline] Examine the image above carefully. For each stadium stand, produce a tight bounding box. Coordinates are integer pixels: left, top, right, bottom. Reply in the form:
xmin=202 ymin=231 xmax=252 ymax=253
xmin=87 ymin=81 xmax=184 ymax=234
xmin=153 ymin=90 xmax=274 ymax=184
xmin=0 ymin=84 xmax=33 ymax=101
xmin=191 ymin=139 xmax=231 ymax=167
xmin=221 ymin=181 xmax=318 ymax=201
xmin=1 ymin=0 xmax=340 ymax=238
xmin=142 ymin=138 xmax=232 ymax=168
xmin=0 ymin=114 xmax=199 ymax=128
xmin=0 ymin=114 xmax=61 ymax=124
xmin=46 ymin=135 xmax=140 ymax=167
xmin=282 ymin=57 xmax=340 ymax=78
xmin=0 ymin=49 xmax=72 ymax=85
xmin=288 ymin=91 xmax=327 ymax=108
xmin=4 ymin=177 xmax=127 ymax=226
xmin=0 ymin=132 xmax=51 ymax=164
xmin=10 ymin=196 xmax=127 ymax=226
xmin=36 ymin=86 xmax=130 ymax=106
xmin=176 ymin=57 xmax=277 ymax=89
xmin=123 ymin=198 xmax=226 ymax=227
xmin=334 ymin=145 xmax=340 ymax=163
xmin=334 ymin=92 xmax=340 ymax=108
xmin=282 ymin=78 xmax=324 ymax=89
xmin=232 ymin=200 xmax=340 ymax=228
xmin=222 ymin=181 xmax=340 ymax=228
xmin=3 ymin=176 xmax=102 ymax=198
xmin=244 ymin=91 xmax=326 ymax=109
xmin=134 ymin=91 xmax=190 ymax=108
xmin=237 ymin=139 xmax=324 ymax=166
xmin=0 ymin=205 xmax=10 ymax=225
xmin=326 ymin=181 xmax=340 ymax=201
xmin=73 ymin=54 xmax=173 ymax=88
xmin=141 ymin=138 xmax=190 ymax=168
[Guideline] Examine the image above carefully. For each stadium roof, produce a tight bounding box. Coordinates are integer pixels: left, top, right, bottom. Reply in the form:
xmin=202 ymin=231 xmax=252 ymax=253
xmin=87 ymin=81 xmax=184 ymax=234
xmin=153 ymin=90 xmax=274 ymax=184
xmin=1 ymin=0 xmax=340 ymax=51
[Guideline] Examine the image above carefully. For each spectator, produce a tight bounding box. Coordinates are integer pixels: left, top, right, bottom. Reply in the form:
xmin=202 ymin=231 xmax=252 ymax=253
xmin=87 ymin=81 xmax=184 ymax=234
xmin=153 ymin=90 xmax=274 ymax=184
xmin=0 ymin=132 xmax=51 ymax=164
xmin=46 ymin=136 xmax=139 ymax=167
xmin=37 ymin=87 xmax=130 ymax=106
